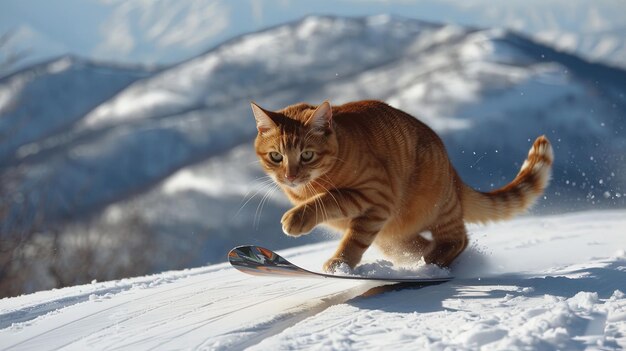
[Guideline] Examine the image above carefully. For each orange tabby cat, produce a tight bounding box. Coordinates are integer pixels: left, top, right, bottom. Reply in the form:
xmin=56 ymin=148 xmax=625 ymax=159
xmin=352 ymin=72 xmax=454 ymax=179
xmin=251 ymin=100 xmax=553 ymax=272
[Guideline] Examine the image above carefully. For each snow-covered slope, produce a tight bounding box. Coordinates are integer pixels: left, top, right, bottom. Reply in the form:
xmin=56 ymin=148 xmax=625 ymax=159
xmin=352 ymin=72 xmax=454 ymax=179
xmin=1 ymin=210 xmax=625 ymax=350
xmin=3 ymin=15 xmax=625 ymax=277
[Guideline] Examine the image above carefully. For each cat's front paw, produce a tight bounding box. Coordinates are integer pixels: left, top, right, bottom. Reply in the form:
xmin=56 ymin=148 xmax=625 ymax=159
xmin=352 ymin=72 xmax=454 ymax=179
xmin=323 ymin=257 xmax=351 ymax=273
xmin=281 ymin=206 xmax=317 ymax=237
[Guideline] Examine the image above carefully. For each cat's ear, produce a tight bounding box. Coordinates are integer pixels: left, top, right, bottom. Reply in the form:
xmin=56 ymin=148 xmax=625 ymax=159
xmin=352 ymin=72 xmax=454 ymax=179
xmin=251 ymin=102 xmax=276 ymax=134
xmin=306 ymin=100 xmax=332 ymax=131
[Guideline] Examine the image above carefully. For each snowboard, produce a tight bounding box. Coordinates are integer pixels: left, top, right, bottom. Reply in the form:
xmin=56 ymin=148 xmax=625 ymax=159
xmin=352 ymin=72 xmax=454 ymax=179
xmin=228 ymin=245 xmax=453 ymax=284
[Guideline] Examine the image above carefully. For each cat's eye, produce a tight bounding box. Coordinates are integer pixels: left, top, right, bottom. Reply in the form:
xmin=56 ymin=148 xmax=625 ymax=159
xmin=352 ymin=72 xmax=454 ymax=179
xmin=301 ymin=151 xmax=314 ymax=162
xmin=269 ymin=152 xmax=283 ymax=163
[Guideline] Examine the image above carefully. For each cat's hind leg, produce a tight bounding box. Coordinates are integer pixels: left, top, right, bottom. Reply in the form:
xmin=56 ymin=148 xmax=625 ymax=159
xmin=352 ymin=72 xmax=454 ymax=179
xmin=424 ymin=216 xmax=468 ymax=267
xmin=378 ymin=232 xmax=433 ymax=265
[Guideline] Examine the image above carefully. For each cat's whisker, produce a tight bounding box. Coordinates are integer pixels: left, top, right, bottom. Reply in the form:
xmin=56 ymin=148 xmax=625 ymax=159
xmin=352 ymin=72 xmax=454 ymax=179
xmin=242 ymin=177 xmax=275 ymax=201
xmin=318 ymin=186 xmax=333 ymax=222
xmin=236 ymin=180 xmax=275 ymax=216
xmin=254 ymin=183 xmax=278 ymax=230
xmin=308 ymin=182 xmax=330 ymax=223
xmin=241 ymin=175 xmax=274 ymax=196
xmin=313 ymin=195 xmax=325 ymax=223
xmin=315 ymin=190 xmax=328 ymax=223
xmin=314 ymin=178 xmax=341 ymax=212
xmin=244 ymin=179 xmax=276 ymax=218
xmin=261 ymin=185 xmax=279 ymax=225
xmin=250 ymin=175 xmax=274 ymax=184
xmin=239 ymin=184 xmax=274 ymax=222
xmin=306 ymin=184 xmax=320 ymax=224
xmin=319 ymin=195 xmax=329 ymax=222
xmin=235 ymin=178 xmax=276 ymax=218
xmin=306 ymin=184 xmax=316 ymax=224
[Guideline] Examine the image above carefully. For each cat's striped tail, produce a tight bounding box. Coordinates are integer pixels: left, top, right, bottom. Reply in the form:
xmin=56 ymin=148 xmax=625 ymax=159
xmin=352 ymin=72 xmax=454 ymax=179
xmin=461 ymin=136 xmax=553 ymax=223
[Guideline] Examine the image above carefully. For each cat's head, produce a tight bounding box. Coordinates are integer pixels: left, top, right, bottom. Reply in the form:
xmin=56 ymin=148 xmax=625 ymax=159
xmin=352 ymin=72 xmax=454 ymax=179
xmin=251 ymin=101 xmax=338 ymax=188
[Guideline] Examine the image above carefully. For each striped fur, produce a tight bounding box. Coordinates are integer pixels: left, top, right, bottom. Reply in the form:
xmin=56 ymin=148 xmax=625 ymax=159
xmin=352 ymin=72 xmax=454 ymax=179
xmin=252 ymin=100 xmax=553 ymax=272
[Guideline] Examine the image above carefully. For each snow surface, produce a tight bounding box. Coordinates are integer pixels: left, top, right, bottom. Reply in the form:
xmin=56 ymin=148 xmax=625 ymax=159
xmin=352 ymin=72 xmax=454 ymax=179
xmin=1 ymin=209 xmax=625 ymax=350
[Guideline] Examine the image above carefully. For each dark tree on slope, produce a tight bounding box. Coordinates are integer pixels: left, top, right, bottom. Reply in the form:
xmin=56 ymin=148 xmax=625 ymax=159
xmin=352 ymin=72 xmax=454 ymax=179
xmin=46 ymin=211 xmax=156 ymax=289
xmin=0 ymin=198 xmax=156 ymax=297
xmin=0 ymin=32 xmax=34 ymax=296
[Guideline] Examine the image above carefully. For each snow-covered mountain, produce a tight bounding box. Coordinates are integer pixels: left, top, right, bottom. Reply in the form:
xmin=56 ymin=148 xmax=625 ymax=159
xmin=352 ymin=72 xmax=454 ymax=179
xmin=430 ymin=0 xmax=626 ymax=70
xmin=2 ymin=0 xmax=625 ymax=73
xmin=1 ymin=210 xmax=625 ymax=349
xmin=0 ymin=55 xmax=155 ymax=164
xmin=1 ymin=15 xmax=625 ymax=294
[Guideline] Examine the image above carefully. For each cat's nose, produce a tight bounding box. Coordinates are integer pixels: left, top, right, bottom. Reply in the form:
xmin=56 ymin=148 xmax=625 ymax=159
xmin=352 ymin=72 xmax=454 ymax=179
xmin=286 ymin=174 xmax=297 ymax=182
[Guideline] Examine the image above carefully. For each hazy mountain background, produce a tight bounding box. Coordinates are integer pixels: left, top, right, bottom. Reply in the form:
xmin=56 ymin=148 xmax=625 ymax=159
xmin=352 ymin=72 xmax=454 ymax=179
xmin=1 ymin=0 xmax=626 ymax=74
xmin=0 ymin=1 xmax=624 ymax=297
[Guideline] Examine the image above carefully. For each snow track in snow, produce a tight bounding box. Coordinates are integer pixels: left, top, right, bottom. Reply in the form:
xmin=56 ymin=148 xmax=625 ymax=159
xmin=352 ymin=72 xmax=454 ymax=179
xmin=1 ymin=255 xmax=371 ymax=350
